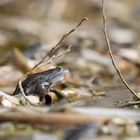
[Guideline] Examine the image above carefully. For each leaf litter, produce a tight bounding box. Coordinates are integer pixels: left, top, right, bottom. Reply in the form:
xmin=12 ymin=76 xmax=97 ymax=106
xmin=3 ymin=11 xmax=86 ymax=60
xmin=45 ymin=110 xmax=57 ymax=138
xmin=0 ymin=0 xmax=140 ymax=139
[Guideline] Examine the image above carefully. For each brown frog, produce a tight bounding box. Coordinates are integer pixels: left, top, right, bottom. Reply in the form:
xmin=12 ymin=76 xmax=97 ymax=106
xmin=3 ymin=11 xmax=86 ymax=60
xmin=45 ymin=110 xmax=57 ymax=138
xmin=13 ymin=66 xmax=69 ymax=101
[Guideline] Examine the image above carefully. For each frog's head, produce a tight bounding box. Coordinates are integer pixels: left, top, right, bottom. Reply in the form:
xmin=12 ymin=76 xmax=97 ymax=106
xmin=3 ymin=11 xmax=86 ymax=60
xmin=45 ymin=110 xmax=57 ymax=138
xmin=47 ymin=66 xmax=69 ymax=84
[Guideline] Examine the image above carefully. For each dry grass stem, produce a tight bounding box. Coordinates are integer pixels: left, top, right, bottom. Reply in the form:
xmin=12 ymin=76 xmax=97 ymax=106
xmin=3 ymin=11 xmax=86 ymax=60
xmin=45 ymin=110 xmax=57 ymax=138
xmin=102 ymin=0 xmax=140 ymax=100
xmin=0 ymin=107 xmax=108 ymax=125
xmin=31 ymin=17 xmax=88 ymax=72
xmin=118 ymin=100 xmax=140 ymax=108
xmin=18 ymin=80 xmax=40 ymax=106
xmin=37 ymin=45 xmax=71 ymax=69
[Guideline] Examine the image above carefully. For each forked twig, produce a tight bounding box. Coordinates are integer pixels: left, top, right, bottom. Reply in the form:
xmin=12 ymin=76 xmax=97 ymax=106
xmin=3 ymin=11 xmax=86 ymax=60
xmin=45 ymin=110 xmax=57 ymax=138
xmin=102 ymin=0 xmax=140 ymax=100
xmin=48 ymin=17 xmax=88 ymax=56
xmin=31 ymin=17 xmax=88 ymax=72
xmin=37 ymin=45 xmax=71 ymax=69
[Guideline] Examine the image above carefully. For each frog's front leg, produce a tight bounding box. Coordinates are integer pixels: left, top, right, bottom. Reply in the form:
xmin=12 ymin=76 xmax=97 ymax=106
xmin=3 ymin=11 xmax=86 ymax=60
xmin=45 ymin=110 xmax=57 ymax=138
xmin=35 ymin=82 xmax=50 ymax=101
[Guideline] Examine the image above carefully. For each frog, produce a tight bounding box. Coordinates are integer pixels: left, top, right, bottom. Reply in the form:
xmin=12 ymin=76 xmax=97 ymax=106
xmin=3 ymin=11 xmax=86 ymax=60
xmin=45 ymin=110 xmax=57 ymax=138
xmin=13 ymin=66 xmax=69 ymax=101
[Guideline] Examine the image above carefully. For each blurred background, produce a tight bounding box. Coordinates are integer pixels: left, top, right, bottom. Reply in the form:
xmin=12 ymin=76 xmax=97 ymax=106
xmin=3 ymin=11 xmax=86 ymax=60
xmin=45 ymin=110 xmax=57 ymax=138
xmin=0 ymin=0 xmax=140 ymax=139
xmin=0 ymin=0 xmax=140 ymax=96
xmin=0 ymin=0 xmax=140 ymax=93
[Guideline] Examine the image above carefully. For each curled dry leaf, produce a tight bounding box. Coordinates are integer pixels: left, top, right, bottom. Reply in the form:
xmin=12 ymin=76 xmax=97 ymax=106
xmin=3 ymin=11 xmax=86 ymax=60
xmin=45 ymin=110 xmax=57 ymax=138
xmin=0 ymin=90 xmax=40 ymax=107
xmin=60 ymin=88 xmax=93 ymax=102
xmin=15 ymin=94 xmax=40 ymax=106
xmin=25 ymin=95 xmax=40 ymax=105
xmin=44 ymin=88 xmax=93 ymax=105
xmin=45 ymin=92 xmax=59 ymax=105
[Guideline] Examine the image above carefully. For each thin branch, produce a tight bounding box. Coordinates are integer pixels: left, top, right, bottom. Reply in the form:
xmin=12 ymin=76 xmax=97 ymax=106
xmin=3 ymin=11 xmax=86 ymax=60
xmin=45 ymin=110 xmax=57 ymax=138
xmin=0 ymin=111 xmax=106 ymax=125
xmin=18 ymin=80 xmax=40 ymax=106
xmin=31 ymin=17 xmax=88 ymax=72
xmin=47 ymin=17 xmax=88 ymax=56
xmin=0 ymin=106 xmax=108 ymax=125
xmin=118 ymin=100 xmax=140 ymax=108
xmin=102 ymin=0 xmax=140 ymax=100
xmin=37 ymin=45 xmax=71 ymax=69
xmin=0 ymin=106 xmax=140 ymax=125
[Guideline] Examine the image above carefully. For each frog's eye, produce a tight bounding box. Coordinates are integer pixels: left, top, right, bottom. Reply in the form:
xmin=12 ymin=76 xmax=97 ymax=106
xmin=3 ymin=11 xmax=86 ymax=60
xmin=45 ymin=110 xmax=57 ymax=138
xmin=56 ymin=66 xmax=62 ymax=72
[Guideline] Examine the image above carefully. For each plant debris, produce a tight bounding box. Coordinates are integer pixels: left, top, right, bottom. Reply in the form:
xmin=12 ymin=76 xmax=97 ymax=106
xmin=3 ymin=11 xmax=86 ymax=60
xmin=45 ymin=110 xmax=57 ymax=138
xmin=0 ymin=0 xmax=140 ymax=139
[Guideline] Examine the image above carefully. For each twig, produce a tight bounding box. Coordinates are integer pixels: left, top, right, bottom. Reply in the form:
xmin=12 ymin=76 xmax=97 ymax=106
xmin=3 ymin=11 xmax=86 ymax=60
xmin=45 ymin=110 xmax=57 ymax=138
xmin=22 ymin=45 xmax=71 ymax=79
xmin=118 ymin=100 xmax=140 ymax=108
xmin=101 ymin=0 xmax=140 ymax=100
xmin=18 ymin=80 xmax=40 ymax=106
xmin=0 ymin=106 xmax=140 ymax=125
xmin=48 ymin=17 xmax=88 ymax=56
xmin=0 ymin=107 xmax=107 ymax=125
xmin=37 ymin=45 xmax=71 ymax=69
xmin=31 ymin=17 xmax=88 ymax=72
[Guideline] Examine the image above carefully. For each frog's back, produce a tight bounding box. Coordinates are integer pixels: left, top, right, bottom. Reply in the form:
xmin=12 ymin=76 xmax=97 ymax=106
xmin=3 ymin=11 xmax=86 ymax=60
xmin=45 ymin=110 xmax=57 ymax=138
xmin=22 ymin=73 xmax=41 ymax=86
xmin=13 ymin=73 xmax=43 ymax=95
xmin=13 ymin=68 xmax=56 ymax=95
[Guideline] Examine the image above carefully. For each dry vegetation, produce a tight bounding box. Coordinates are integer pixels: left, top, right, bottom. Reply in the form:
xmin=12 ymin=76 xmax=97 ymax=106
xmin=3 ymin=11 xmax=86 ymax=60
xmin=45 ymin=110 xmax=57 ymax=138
xmin=0 ymin=0 xmax=140 ymax=139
